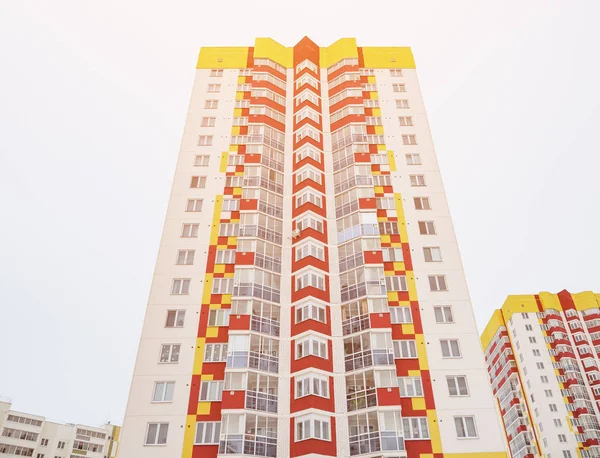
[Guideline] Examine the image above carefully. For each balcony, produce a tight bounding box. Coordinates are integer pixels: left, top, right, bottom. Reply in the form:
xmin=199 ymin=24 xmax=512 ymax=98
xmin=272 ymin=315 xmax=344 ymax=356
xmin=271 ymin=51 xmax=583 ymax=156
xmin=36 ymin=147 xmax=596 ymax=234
xmin=254 ymin=253 xmax=282 ymax=273
xmin=244 ymin=176 xmax=283 ymax=195
xmin=347 ymin=388 xmax=377 ymax=412
xmin=250 ymin=315 xmax=280 ymax=337
xmin=227 ymin=351 xmax=279 ymax=374
xmin=258 ymin=201 xmax=283 ymax=219
xmin=341 ymin=281 xmax=386 ymax=303
xmin=349 ymin=431 xmax=405 ymax=456
xmin=337 ymin=224 xmax=379 ymax=245
xmin=233 ymin=283 xmax=280 ymax=304
xmin=246 ymin=389 xmax=277 ymax=414
xmin=239 ymin=225 xmax=283 ymax=245
xmin=219 ymin=434 xmax=277 ymax=457
xmin=342 ymin=315 xmax=370 ymax=336
xmin=345 ymin=349 xmax=394 ymax=372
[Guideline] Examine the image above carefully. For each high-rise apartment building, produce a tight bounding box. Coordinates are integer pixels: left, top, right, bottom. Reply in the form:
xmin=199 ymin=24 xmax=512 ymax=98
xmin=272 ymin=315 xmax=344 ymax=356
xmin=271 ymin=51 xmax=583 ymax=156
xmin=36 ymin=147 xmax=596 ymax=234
xmin=482 ymin=290 xmax=600 ymax=458
xmin=119 ymin=37 xmax=507 ymax=458
xmin=0 ymin=400 xmax=120 ymax=458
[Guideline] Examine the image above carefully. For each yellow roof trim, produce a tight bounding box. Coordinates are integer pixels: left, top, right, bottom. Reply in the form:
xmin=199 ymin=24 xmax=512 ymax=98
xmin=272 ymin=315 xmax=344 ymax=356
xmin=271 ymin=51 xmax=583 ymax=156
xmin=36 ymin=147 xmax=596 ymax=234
xmin=480 ymin=309 xmax=506 ymax=351
xmin=573 ymin=291 xmax=600 ymax=311
xmin=197 ymin=47 xmax=249 ymax=69
xmin=362 ymin=46 xmax=416 ymax=69
xmin=253 ymin=38 xmax=293 ymax=68
xmin=319 ymin=38 xmax=359 ymax=68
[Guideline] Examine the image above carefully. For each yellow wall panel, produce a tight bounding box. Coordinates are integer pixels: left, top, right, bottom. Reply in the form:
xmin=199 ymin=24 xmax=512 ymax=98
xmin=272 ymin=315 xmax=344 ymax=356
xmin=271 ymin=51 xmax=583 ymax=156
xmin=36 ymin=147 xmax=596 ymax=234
xmin=362 ymin=47 xmax=416 ymax=69
xmin=254 ymin=38 xmax=293 ymax=68
xmin=197 ymin=47 xmax=249 ymax=69
xmin=320 ymin=38 xmax=358 ymax=68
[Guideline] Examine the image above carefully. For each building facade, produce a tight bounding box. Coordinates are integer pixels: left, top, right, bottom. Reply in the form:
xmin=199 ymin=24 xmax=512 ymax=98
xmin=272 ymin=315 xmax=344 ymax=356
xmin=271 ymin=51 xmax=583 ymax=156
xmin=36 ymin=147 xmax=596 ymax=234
xmin=119 ymin=37 xmax=507 ymax=458
xmin=0 ymin=400 xmax=120 ymax=458
xmin=481 ymin=290 xmax=600 ymax=458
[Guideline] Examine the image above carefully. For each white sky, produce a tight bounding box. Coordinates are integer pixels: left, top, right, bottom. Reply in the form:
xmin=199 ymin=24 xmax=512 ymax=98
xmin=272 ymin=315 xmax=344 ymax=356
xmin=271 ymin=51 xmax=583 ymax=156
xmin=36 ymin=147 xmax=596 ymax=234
xmin=1 ymin=0 xmax=598 ymax=427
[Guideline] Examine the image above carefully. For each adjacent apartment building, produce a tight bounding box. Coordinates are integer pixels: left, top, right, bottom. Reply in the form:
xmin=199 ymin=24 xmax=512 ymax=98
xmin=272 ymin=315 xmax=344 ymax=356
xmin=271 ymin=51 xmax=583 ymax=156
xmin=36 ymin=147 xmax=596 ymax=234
xmin=0 ymin=400 xmax=120 ymax=458
xmin=482 ymin=290 xmax=600 ymax=458
xmin=119 ymin=37 xmax=507 ymax=458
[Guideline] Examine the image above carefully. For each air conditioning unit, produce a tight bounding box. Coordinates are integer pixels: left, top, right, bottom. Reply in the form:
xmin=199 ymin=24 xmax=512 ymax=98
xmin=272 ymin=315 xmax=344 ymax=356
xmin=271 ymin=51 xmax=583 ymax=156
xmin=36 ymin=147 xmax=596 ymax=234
xmin=292 ymin=229 xmax=301 ymax=239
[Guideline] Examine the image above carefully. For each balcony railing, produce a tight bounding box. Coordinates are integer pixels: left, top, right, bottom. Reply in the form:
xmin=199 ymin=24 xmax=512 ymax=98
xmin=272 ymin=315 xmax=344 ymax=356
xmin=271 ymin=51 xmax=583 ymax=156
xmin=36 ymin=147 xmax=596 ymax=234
xmin=244 ymin=176 xmax=284 ymax=195
xmin=258 ymin=201 xmax=283 ymax=219
xmin=227 ymin=351 xmax=279 ymax=374
xmin=345 ymin=349 xmax=394 ymax=372
xmin=337 ymin=224 xmax=379 ymax=245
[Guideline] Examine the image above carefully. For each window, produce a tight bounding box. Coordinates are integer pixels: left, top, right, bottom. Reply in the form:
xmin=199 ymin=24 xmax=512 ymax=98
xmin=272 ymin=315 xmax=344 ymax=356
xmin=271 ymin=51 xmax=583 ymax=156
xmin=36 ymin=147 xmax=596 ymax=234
xmin=396 ymin=99 xmax=409 ymax=109
xmin=541 ymin=376 xmax=549 ymax=383
xmin=402 ymin=417 xmax=429 ymax=439
xmin=176 ymin=250 xmax=195 ymax=265
xmin=440 ymin=339 xmax=461 ymax=358
xmin=204 ymin=343 xmax=228 ymax=362
xmin=296 ymin=242 xmax=325 ymax=262
xmin=545 ymin=389 xmax=553 ymax=397
xmin=201 ymin=116 xmax=216 ymax=127
xmin=204 ymin=100 xmax=218 ymax=109
xmin=406 ymin=153 xmax=421 ymax=165
xmin=390 ymin=69 xmax=403 ymax=77
xmin=296 ymin=214 xmax=324 ymax=233
xmin=194 ymin=154 xmax=210 ymax=166
xmin=296 ymin=167 xmax=322 ymax=184
xmin=447 ymin=376 xmax=469 ymax=396
xmin=41 ymin=439 xmax=49 ymax=447
xmin=215 ymin=249 xmax=236 ymax=264
xmin=525 ymin=324 xmax=533 ymax=331
xmin=454 ymin=416 xmax=477 ymax=438
xmin=399 ymin=116 xmax=413 ymax=126
xmin=563 ymin=452 xmax=572 ymax=458
xmin=171 ymin=278 xmax=190 ymax=295
xmin=207 ymin=84 xmax=220 ymax=92
xmin=208 ymin=309 xmax=230 ymax=326
xmin=160 ymin=344 xmax=180 ymax=363
xmin=219 ymin=222 xmax=239 ymax=237
xmin=558 ymin=434 xmax=566 ymax=442
xmin=393 ymin=340 xmax=417 ymax=358
xmin=153 ymin=381 xmax=175 ymax=402
xmin=210 ymin=69 xmax=223 ymax=77
xmin=382 ymin=247 xmax=403 ymax=262
xmin=553 ymin=418 xmax=562 ymax=427
xmin=379 ymin=222 xmax=399 ymax=235
xmin=423 ymin=247 xmax=442 ymax=262
xmin=398 ymin=377 xmax=423 ymax=397
xmin=165 ymin=310 xmax=185 ymax=328
xmin=296 ymin=303 xmax=327 ymax=324
xmin=389 ymin=307 xmax=412 ymax=324
xmin=529 ymin=337 xmax=536 ymax=343
xmin=36 ymin=454 xmax=44 ymax=458
xmin=222 ymin=199 xmax=239 ymax=212
xmin=533 ymin=349 xmax=541 ymax=356
xmin=190 ymin=176 xmax=207 ymax=188
xmin=57 ymin=442 xmax=65 ymax=449
xmin=536 ymin=362 xmax=544 ymax=369
xmin=186 ymin=199 xmax=203 ymax=212
xmin=418 ymin=221 xmax=435 ymax=235
xmin=385 ymin=276 xmax=407 ymax=292
xmin=198 ymin=135 xmax=213 ymax=146
xmin=296 ymin=146 xmax=321 ymax=163
xmin=296 ymin=335 xmax=328 ymax=359
xmin=200 ymin=381 xmax=224 ymax=401
xmin=296 ymin=271 xmax=325 ymax=291
xmin=429 ymin=275 xmax=448 ymax=292
xmin=194 ymin=422 xmax=220 ymax=445
xmin=212 ymin=278 xmax=233 ymax=294
xmin=402 ymin=134 xmax=417 ymax=145
xmin=181 ymin=223 xmax=199 ymax=238
xmin=409 ymin=174 xmax=425 ymax=186
xmin=392 ymin=83 xmax=406 ymax=92
xmin=228 ymin=154 xmax=244 ymax=166
xmin=297 ymin=191 xmax=322 ymax=208
xmin=145 ymin=423 xmax=169 ymax=445
xmin=550 ymin=404 xmax=557 ymax=412
xmin=434 ymin=306 xmax=453 ymax=323
xmin=414 ymin=197 xmax=431 ymax=210
xmin=296 ymin=415 xmax=330 ymax=441
xmin=296 ymin=373 xmax=329 ymax=398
